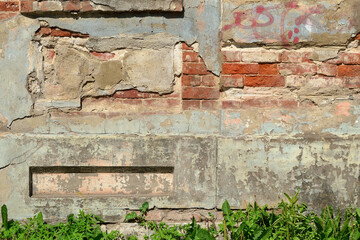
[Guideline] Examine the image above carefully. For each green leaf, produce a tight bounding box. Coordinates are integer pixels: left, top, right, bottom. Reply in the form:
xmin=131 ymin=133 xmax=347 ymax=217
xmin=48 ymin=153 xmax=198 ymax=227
xmin=222 ymin=200 xmax=231 ymax=216
xmin=140 ymin=202 xmax=149 ymax=214
xmin=37 ymin=212 xmax=44 ymax=227
xmin=194 ymin=229 xmax=215 ymax=240
xmin=351 ymin=229 xmax=360 ymax=240
xmin=1 ymin=204 xmax=8 ymax=230
xmin=314 ymin=216 xmax=323 ymax=232
xmin=284 ymin=193 xmax=291 ymax=202
xmin=339 ymin=217 xmax=350 ymax=237
xmin=356 ymin=208 xmax=360 ymax=218
xmin=125 ymin=212 xmax=138 ymax=222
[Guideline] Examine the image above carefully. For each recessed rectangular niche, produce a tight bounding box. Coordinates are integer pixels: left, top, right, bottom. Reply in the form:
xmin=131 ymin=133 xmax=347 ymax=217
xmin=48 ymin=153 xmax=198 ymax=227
xmin=30 ymin=166 xmax=174 ymax=197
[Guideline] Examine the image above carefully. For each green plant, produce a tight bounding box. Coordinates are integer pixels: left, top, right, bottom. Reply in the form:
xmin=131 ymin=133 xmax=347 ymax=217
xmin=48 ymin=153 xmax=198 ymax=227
xmin=0 ymin=206 xmax=122 ymax=240
xmin=271 ymin=189 xmax=318 ymax=240
xmin=219 ymin=200 xmax=274 ymax=240
xmin=125 ymin=202 xmax=149 ymax=223
xmin=2 ymin=190 xmax=360 ymax=240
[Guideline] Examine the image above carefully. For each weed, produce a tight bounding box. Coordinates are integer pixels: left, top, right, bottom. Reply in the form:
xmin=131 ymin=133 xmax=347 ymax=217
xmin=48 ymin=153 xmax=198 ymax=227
xmin=2 ymin=190 xmax=360 ymax=239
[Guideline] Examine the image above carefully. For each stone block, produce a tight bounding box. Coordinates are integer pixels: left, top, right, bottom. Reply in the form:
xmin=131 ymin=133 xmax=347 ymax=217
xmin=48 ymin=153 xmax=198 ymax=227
xmin=217 ymin=136 xmax=360 ymax=209
xmin=0 ymin=134 xmax=217 ymax=221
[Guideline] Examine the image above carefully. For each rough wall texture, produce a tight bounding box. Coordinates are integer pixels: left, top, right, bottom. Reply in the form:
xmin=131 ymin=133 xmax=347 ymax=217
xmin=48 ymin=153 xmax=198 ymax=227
xmin=1 ymin=0 xmax=360 ymax=223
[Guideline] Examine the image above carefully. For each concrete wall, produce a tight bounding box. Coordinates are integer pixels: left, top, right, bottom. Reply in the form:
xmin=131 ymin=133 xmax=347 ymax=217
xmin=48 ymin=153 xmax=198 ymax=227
xmin=0 ymin=0 xmax=360 ymax=222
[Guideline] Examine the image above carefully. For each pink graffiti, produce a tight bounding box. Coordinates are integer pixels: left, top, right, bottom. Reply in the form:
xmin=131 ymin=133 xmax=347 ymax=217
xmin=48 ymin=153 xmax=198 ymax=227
xmin=223 ymin=0 xmax=325 ymax=46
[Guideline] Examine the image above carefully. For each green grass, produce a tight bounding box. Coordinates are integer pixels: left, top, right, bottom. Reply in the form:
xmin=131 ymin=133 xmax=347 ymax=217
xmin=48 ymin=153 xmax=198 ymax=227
xmin=1 ymin=190 xmax=360 ymax=239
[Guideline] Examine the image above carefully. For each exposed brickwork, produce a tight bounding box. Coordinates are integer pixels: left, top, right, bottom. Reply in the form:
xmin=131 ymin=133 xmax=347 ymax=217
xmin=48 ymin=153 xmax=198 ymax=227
xmin=259 ymin=64 xmax=278 ymax=75
xmin=0 ymin=1 xmax=19 ymax=11
xmin=222 ymin=63 xmax=259 ymax=74
xmin=218 ymin=46 xmax=360 ymax=111
xmin=245 ymin=76 xmax=285 ymax=87
xmin=280 ymin=50 xmax=312 ymax=63
xmin=35 ymin=26 xmax=89 ymax=38
xmin=91 ymin=52 xmax=115 ymax=61
xmin=338 ymin=65 xmax=360 ymax=77
xmin=182 ymin=87 xmax=220 ymax=100
xmin=221 ymin=75 xmax=244 ymax=88
xmin=0 ymin=1 xmax=19 ymax=20
xmin=181 ymin=43 xmax=220 ymax=101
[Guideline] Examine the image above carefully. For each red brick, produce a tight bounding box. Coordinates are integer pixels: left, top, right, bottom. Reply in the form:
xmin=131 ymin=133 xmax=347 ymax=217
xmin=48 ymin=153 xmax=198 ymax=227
xmin=241 ymin=98 xmax=270 ymax=108
xmin=183 ymin=62 xmax=208 ymax=75
xmin=182 ymin=87 xmax=220 ymax=100
xmin=113 ymin=89 xmax=151 ymax=99
xmin=245 ymin=76 xmax=285 ymax=87
xmin=222 ymin=100 xmax=242 ymax=109
xmin=221 ymin=75 xmax=244 ymax=88
xmin=71 ymin=32 xmax=89 ymax=38
xmin=278 ymin=63 xmax=317 ymax=75
xmin=36 ymin=27 xmax=51 ymax=36
xmin=279 ymin=100 xmax=298 ymax=109
xmin=222 ymin=63 xmax=259 ymax=74
xmin=121 ymin=99 xmax=143 ymax=105
xmin=63 ymin=0 xmax=80 ymax=11
xmin=338 ymin=65 xmax=360 ymax=77
xmin=0 ymin=2 xmax=19 ymax=11
xmin=201 ymin=75 xmax=218 ymax=87
xmin=259 ymin=64 xmax=278 ymax=75
xmin=0 ymin=12 xmax=17 ymax=20
xmin=91 ymin=51 xmax=115 ymax=61
xmin=20 ymin=0 xmax=33 ymax=12
xmin=317 ymin=63 xmax=337 ymax=76
xmin=342 ymin=52 xmax=360 ymax=65
xmin=150 ymin=92 xmax=180 ymax=99
xmin=183 ymin=51 xmax=200 ymax=62
xmin=51 ymin=29 xmax=71 ymax=37
xmin=80 ymin=1 xmax=93 ymax=12
xmin=201 ymin=100 xmax=220 ymax=110
xmin=326 ymin=53 xmax=343 ymax=65
xmin=345 ymin=77 xmax=360 ymax=88
xmin=224 ymin=98 xmax=277 ymax=109
xmin=143 ymin=99 xmax=180 ymax=108
xmin=280 ymin=51 xmax=312 ymax=63
xmin=308 ymin=76 xmax=344 ymax=88
xmin=222 ymin=50 xmax=241 ymax=62
xmin=182 ymin=75 xmax=201 ymax=86
xmin=182 ymin=43 xmax=193 ymax=50
xmin=182 ymin=100 xmax=200 ymax=110
xmin=355 ymin=34 xmax=360 ymax=40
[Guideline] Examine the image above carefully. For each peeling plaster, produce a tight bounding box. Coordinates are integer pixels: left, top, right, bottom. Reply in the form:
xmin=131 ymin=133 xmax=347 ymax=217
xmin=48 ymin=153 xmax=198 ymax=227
xmin=0 ymin=16 xmax=40 ymax=125
xmin=38 ymin=0 xmax=221 ymax=75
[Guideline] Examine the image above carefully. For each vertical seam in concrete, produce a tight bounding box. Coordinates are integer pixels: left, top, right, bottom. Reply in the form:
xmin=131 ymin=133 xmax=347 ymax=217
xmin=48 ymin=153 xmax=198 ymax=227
xmin=215 ymin=135 xmax=218 ymax=208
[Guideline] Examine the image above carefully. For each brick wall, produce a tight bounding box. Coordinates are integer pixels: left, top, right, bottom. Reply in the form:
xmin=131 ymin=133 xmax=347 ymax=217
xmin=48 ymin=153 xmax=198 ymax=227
xmin=0 ymin=1 xmax=19 ymax=20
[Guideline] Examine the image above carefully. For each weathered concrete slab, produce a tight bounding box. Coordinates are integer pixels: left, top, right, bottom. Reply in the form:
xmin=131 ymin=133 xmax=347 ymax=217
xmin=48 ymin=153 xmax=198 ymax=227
xmin=89 ymin=0 xmax=183 ymax=12
xmin=8 ymin=102 xmax=360 ymax=137
xmin=222 ymin=0 xmax=360 ymax=45
xmin=0 ymin=134 xmax=217 ymax=221
xmin=23 ymin=0 xmax=183 ymax=13
xmin=217 ymin=136 xmax=360 ymax=210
